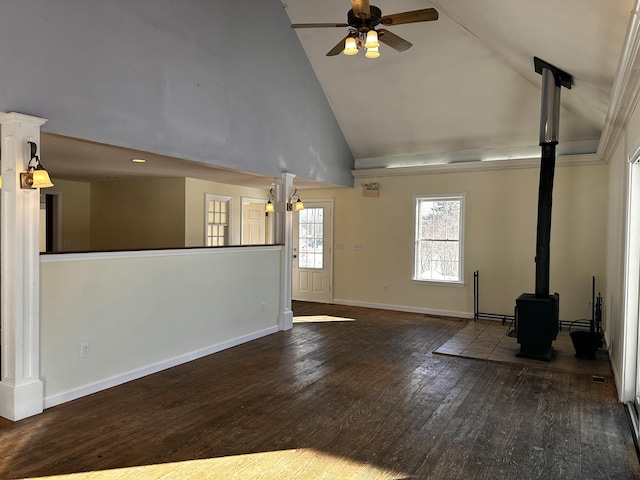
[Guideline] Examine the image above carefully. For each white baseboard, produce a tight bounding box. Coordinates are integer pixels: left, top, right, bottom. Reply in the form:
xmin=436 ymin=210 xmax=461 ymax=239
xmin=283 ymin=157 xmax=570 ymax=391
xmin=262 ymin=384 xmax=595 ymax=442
xmin=44 ymin=325 xmax=280 ymax=409
xmin=331 ymin=298 xmax=474 ymax=319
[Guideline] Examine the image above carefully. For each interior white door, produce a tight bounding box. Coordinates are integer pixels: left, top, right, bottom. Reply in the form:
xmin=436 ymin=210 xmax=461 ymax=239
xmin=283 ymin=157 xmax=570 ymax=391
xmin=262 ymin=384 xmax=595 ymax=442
xmin=242 ymin=201 xmax=267 ymax=245
xmin=292 ymin=199 xmax=333 ymax=303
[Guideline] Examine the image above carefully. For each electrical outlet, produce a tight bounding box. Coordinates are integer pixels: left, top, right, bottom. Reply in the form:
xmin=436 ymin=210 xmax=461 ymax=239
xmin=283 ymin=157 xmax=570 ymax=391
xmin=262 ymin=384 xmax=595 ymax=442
xmin=383 ymin=284 xmax=389 ymax=292
xmin=261 ymin=302 xmax=266 ymax=313
xmin=587 ymin=300 xmax=593 ymax=309
xmin=80 ymin=343 xmax=90 ymax=358
xmin=354 ymin=243 xmax=361 ymax=251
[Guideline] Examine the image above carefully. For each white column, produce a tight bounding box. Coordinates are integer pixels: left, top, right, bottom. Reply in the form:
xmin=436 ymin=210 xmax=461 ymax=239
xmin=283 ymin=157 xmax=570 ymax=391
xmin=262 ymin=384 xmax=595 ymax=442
xmin=278 ymin=172 xmax=295 ymax=331
xmin=0 ymin=112 xmax=47 ymax=421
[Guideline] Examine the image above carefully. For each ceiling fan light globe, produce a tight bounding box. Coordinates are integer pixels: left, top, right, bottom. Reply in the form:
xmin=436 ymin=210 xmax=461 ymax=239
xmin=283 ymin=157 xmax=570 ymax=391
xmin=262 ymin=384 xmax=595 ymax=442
xmin=365 ymin=46 xmax=380 ymax=59
xmin=365 ymin=30 xmax=379 ymax=49
xmin=343 ymin=37 xmax=358 ymax=55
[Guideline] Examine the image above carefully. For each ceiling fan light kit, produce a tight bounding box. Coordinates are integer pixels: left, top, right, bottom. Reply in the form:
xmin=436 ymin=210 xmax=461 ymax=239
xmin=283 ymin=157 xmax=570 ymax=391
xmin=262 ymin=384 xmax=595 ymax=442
xmin=364 ymin=45 xmax=380 ymax=59
xmin=291 ymin=0 xmax=438 ymax=58
xmin=344 ymin=36 xmax=359 ymax=55
xmin=365 ymin=29 xmax=379 ymax=48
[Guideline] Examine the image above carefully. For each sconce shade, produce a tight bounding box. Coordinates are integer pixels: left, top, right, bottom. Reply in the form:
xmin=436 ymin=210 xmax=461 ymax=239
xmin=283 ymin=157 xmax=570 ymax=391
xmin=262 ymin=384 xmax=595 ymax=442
xmin=295 ymin=199 xmax=304 ymax=211
xmin=343 ymin=36 xmax=358 ymax=55
xmin=265 ymin=201 xmax=275 ymax=213
xmin=31 ymin=168 xmax=54 ymax=188
xmin=365 ymin=30 xmax=379 ymax=49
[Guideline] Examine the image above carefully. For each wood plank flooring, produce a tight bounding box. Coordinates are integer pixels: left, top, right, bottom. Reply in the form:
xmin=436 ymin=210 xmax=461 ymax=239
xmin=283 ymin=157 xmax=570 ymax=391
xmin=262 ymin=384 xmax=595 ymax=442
xmin=0 ymin=302 xmax=638 ymax=479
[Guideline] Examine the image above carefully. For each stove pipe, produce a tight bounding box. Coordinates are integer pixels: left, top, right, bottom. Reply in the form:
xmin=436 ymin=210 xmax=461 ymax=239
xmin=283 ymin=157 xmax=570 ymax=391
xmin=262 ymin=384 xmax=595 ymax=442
xmin=533 ymin=57 xmax=572 ymax=298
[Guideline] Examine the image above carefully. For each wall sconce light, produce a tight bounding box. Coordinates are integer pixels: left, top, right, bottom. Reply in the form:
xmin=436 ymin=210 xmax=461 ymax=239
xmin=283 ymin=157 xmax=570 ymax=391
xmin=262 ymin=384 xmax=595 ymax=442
xmin=21 ymin=141 xmax=54 ymax=189
xmin=265 ymin=188 xmax=275 ymax=213
xmin=287 ymin=187 xmax=304 ymax=211
xmin=362 ymin=182 xmax=379 ymax=197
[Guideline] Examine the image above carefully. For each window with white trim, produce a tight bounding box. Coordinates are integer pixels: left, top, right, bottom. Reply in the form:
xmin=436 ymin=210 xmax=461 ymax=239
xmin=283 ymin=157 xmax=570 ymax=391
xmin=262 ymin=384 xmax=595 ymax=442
xmin=413 ymin=194 xmax=465 ymax=284
xmin=205 ymin=194 xmax=231 ymax=246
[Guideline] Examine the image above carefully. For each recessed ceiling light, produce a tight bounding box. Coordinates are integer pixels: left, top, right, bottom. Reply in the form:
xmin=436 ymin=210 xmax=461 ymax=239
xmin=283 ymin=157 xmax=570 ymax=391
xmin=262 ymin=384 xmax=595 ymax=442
xmin=131 ymin=158 xmax=147 ymax=163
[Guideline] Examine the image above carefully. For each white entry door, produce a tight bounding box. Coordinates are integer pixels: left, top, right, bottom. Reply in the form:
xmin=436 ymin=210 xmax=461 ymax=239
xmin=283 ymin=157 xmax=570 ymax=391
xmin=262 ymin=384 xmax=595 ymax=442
xmin=292 ymin=199 xmax=333 ymax=303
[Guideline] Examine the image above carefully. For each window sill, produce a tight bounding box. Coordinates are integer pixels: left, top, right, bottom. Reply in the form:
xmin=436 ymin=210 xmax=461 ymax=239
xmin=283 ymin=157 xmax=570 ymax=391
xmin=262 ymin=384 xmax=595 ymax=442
xmin=411 ymin=279 xmax=466 ymax=288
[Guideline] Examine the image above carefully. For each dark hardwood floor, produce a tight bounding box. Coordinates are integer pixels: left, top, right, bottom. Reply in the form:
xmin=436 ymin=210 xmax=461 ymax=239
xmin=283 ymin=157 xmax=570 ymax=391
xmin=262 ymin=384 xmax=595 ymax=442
xmin=1 ymin=302 xmax=638 ymax=479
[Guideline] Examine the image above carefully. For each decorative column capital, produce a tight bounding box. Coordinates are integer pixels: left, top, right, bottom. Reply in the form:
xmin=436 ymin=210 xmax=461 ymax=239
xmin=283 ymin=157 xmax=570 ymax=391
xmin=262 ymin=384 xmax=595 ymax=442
xmin=0 ymin=112 xmax=48 ymax=127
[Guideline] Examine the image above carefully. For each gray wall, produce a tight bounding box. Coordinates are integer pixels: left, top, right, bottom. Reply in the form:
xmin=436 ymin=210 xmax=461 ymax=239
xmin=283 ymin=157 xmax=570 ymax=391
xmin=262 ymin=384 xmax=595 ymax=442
xmin=0 ymin=0 xmax=354 ymax=186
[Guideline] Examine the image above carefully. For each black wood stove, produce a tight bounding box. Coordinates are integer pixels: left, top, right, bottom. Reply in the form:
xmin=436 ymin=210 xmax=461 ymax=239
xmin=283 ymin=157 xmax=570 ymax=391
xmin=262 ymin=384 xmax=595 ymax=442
xmin=516 ymin=58 xmax=572 ymax=361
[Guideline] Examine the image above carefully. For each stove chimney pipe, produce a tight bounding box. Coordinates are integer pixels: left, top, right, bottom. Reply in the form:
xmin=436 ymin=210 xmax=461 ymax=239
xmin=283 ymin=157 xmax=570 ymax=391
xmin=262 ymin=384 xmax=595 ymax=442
xmin=533 ymin=57 xmax=572 ymax=298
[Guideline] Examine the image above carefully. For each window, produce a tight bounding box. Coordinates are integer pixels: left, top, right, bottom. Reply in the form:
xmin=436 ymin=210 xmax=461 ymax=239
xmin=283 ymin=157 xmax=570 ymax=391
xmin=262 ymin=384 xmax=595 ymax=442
xmin=298 ymin=207 xmax=323 ymax=269
xmin=205 ymin=194 xmax=231 ymax=246
xmin=413 ymin=194 xmax=465 ymax=284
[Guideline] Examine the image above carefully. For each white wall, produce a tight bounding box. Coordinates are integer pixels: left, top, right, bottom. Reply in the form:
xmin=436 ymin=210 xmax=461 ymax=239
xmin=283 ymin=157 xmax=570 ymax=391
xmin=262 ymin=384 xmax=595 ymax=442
xmin=605 ymin=94 xmax=640 ymax=401
xmin=39 ymin=247 xmax=282 ymax=406
xmin=303 ymin=162 xmax=608 ymax=321
xmin=605 ymin=135 xmax=630 ymax=394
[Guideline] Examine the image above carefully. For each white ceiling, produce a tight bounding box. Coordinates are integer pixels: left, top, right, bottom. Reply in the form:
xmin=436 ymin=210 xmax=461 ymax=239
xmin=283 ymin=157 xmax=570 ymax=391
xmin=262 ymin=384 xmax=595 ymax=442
xmin=34 ymin=1 xmax=637 ymax=187
xmin=282 ymin=0 xmax=633 ymax=168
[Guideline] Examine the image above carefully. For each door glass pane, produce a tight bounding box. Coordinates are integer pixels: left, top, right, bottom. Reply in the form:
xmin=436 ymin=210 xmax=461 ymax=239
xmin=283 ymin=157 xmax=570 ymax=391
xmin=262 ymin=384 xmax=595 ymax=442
xmin=299 ymin=207 xmax=323 ymax=269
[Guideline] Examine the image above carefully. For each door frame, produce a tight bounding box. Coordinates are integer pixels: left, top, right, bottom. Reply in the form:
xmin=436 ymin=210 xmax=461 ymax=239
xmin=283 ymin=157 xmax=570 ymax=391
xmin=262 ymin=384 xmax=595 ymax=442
xmin=292 ymin=198 xmax=334 ymax=304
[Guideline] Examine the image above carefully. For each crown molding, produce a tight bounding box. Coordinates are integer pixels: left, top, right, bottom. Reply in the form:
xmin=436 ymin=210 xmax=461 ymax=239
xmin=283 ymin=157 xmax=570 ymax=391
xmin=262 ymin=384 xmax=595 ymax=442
xmin=597 ymin=4 xmax=640 ymax=163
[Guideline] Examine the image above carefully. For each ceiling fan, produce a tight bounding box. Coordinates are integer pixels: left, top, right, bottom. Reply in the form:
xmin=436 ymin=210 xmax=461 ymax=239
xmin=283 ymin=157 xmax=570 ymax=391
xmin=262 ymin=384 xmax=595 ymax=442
xmin=290 ymin=0 xmax=438 ymax=58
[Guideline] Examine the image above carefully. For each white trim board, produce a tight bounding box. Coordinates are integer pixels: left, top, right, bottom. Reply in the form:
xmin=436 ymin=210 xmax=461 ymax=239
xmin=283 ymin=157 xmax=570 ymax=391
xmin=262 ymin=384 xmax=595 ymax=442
xmin=39 ymin=245 xmax=282 ymax=263
xmin=331 ymin=298 xmax=474 ymax=320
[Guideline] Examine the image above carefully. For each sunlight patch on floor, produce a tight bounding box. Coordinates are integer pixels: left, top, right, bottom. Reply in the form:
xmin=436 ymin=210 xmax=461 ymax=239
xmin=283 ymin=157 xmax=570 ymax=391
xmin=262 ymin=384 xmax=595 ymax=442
xmin=293 ymin=315 xmax=355 ymax=323
xmin=28 ymin=448 xmax=400 ymax=479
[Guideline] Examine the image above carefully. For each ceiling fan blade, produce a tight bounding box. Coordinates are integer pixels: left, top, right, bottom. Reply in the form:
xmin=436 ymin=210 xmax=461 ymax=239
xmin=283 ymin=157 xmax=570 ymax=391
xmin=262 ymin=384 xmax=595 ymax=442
xmin=380 ymin=8 xmax=438 ymax=26
xmin=351 ymin=0 xmax=371 ymax=18
xmin=291 ymin=23 xmax=349 ymax=28
xmin=326 ymin=35 xmax=349 ymax=56
xmin=377 ymin=29 xmax=412 ymax=52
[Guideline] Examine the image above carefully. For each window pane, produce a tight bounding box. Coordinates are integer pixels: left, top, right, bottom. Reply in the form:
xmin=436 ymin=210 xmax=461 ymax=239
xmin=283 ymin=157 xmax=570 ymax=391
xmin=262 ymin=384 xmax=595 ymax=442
xmin=298 ymin=207 xmax=323 ymax=269
xmin=415 ymin=197 xmax=463 ymax=282
xmin=205 ymin=196 xmax=230 ymax=247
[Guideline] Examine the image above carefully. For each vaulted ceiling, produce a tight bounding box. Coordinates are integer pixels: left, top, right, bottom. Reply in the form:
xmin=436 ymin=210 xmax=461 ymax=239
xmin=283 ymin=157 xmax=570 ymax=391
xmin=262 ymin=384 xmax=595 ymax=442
xmin=31 ymin=0 xmax=638 ymax=187
xmin=282 ymin=0 xmax=634 ymax=169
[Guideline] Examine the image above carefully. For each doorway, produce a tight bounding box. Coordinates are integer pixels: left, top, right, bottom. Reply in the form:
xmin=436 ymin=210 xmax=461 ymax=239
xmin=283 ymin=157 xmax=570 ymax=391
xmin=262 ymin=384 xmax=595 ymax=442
xmin=241 ymin=197 xmax=271 ymax=245
xmin=292 ymin=199 xmax=334 ymax=303
xmin=39 ymin=191 xmax=61 ymax=252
